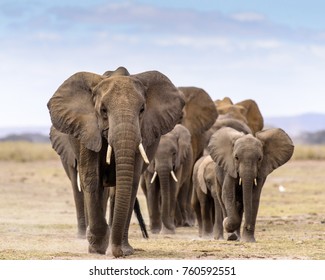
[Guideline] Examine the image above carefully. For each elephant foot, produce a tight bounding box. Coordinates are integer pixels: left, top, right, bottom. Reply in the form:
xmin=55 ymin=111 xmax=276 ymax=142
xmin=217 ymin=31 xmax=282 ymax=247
xmin=122 ymin=243 xmax=134 ymax=256
xmin=242 ymin=226 xmax=256 ymax=242
xmin=223 ymin=217 xmax=240 ymax=233
xmin=161 ymin=225 xmax=176 ymax=235
xmin=227 ymin=232 xmax=239 ymax=241
xmin=151 ymin=227 xmax=162 ymax=234
xmin=110 ymin=241 xmax=134 ymax=258
xmin=87 ymin=226 xmax=110 ymax=255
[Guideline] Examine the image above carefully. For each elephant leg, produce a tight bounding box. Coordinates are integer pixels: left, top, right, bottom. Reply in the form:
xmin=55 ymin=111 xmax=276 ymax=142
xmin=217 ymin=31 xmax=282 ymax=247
xmin=201 ymin=197 xmax=213 ymax=238
xmin=146 ymin=178 xmax=162 ymax=234
xmin=80 ymin=147 xmax=109 ymax=255
xmin=191 ymin=189 xmax=202 ymax=237
xmin=177 ymin=180 xmax=192 ymax=227
xmin=67 ymin=164 xmax=86 ymax=238
xmin=242 ymin=184 xmax=263 ymax=242
xmin=222 ymin=176 xmax=241 ymax=235
xmin=212 ymin=194 xmax=224 ymax=240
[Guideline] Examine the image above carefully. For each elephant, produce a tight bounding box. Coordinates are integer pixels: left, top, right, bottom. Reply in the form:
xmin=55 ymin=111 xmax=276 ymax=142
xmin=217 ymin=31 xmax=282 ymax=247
xmin=215 ymin=97 xmax=264 ymax=134
xmin=49 ymin=126 xmax=148 ymax=239
xmin=208 ymin=127 xmax=294 ymax=242
xmin=177 ymin=87 xmax=219 ymax=225
xmin=47 ymin=66 xmax=185 ymax=257
xmin=141 ymin=124 xmax=193 ymax=234
xmin=191 ymin=155 xmax=224 ymax=240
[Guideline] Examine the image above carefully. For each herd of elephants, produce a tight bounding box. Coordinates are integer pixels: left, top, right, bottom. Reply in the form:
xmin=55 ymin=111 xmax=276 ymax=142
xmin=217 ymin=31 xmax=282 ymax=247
xmin=47 ymin=66 xmax=294 ymax=257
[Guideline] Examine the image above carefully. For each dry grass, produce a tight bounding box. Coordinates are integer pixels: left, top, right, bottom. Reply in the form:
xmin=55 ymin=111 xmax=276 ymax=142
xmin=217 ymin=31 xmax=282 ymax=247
xmin=0 ymin=143 xmax=324 ymax=260
xmin=1 ymin=142 xmax=325 ymax=162
xmin=0 ymin=141 xmax=57 ymax=162
xmin=292 ymin=144 xmax=325 ymax=160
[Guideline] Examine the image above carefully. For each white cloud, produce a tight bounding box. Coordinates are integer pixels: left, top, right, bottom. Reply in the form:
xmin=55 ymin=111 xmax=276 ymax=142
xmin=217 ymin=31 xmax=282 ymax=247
xmin=231 ymin=12 xmax=266 ymax=22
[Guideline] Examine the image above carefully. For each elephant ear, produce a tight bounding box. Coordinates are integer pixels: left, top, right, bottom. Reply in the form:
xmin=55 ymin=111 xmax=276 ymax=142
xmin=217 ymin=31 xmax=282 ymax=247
xmin=215 ymin=97 xmax=233 ymax=113
xmin=179 ymin=87 xmax=218 ymax=136
xmin=197 ymin=155 xmax=214 ymax=194
xmin=256 ymin=128 xmax=294 ymax=177
xmin=172 ymin=124 xmax=192 ymax=168
xmin=133 ymin=71 xmax=185 ymax=148
xmin=47 ymin=72 xmax=104 ymax=152
xmin=49 ymin=126 xmax=76 ymax=168
xmin=236 ymin=99 xmax=264 ymax=133
xmin=208 ymin=127 xmax=244 ymax=178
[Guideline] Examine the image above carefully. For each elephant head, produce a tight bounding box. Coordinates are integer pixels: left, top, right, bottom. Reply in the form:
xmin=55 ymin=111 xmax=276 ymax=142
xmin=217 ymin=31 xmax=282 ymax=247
xmin=47 ymin=67 xmax=185 ymax=257
xmin=208 ymin=127 xmax=294 ymax=242
xmin=215 ymin=97 xmax=264 ymax=134
xmin=147 ymin=124 xmax=192 ymax=233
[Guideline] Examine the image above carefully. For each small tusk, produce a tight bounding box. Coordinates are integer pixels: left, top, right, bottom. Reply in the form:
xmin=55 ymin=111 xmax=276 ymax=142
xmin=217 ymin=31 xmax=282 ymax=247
xmin=106 ymin=145 xmax=112 ymax=165
xmin=239 ymin=178 xmax=242 ymax=186
xmin=150 ymin=171 xmax=158 ymax=184
xmin=254 ymin=178 xmax=258 ymax=186
xmin=77 ymin=174 xmax=81 ymax=192
xmin=139 ymin=143 xmax=150 ymax=164
xmin=170 ymin=170 xmax=178 ymax=182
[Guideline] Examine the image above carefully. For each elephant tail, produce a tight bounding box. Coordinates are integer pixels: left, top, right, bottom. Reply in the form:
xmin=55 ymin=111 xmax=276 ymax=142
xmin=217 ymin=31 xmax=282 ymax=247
xmin=134 ymin=197 xmax=149 ymax=239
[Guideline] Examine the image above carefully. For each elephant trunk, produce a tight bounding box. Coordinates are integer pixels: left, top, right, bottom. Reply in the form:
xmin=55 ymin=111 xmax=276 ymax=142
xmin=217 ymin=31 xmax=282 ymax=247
xmin=241 ymin=176 xmax=256 ymax=242
xmin=109 ymin=120 xmax=140 ymax=257
xmin=159 ymin=168 xmax=176 ymax=233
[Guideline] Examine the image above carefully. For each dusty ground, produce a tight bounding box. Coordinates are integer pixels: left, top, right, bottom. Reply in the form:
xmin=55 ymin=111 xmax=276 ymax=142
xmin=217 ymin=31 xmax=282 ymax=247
xmin=0 ymin=159 xmax=324 ymax=260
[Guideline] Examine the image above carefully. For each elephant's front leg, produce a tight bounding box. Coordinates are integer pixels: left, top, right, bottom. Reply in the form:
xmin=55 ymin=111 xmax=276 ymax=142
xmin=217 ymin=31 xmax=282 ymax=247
xmin=212 ymin=193 xmax=224 ymax=240
xmin=241 ymin=182 xmax=263 ymax=242
xmin=222 ymin=176 xmax=241 ymax=240
xmin=80 ymin=147 xmax=109 ymax=254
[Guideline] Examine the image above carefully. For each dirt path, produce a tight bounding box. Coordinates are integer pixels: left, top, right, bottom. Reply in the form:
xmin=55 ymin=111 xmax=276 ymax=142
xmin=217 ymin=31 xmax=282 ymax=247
xmin=0 ymin=160 xmax=324 ymax=259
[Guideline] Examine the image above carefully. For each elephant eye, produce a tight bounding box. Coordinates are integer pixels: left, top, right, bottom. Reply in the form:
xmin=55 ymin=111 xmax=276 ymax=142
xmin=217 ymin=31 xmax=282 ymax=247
xmin=101 ymin=106 xmax=108 ymax=118
xmin=258 ymin=156 xmax=262 ymax=162
xmin=139 ymin=104 xmax=145 ymax=115
xmin=235 ymin=155 xmax=239 ymax=161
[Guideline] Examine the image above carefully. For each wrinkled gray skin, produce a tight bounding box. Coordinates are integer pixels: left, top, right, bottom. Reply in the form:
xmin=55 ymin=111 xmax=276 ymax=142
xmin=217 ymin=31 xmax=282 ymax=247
xmin=47 ymin=67 xmax=184 ymax=257
xmin=192 ymin=155 xmax=224 ymax=240
xmin=141 ymin=124 xmax=193 ymax=234
xmin=178 ymin=87 xmax=219 ymax=225
xmin=50 ymin=126 xmax=148 ymax=239
xmin=208 ymin=127 xmax=294 ymax=242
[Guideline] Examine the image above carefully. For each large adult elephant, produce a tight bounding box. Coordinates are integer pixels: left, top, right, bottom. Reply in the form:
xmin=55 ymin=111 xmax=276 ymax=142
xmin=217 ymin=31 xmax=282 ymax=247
xmin=50 ymin=126 xmax=148 ymax=239
xmin=208 ymin=127 xmax=294 ymax=242
xmin=47 ymin=67 xmax=184 ymax=257
xmin=141 ymin=124 xmax=193 ymax=234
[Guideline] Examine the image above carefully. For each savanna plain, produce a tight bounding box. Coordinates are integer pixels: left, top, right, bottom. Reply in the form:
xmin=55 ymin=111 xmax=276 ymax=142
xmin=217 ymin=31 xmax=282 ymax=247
xmin=0 ymin=142 xmax=324 ymax=260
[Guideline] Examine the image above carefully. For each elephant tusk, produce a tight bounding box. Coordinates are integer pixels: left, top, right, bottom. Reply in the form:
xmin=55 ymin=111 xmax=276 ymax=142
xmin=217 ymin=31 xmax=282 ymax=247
xmin=106 ymin=144 xmax=112 ymax=165
xmin=254 ymin=178 xmax=258 ymax=186
xmin=239 ymin=178 xmax=242 ymax=186
xmin=77 ymin=174 xmax=81 ymax=192
xmin=139 ymin=143 xmax=150 ymax=164
xmin=150 ymin=171 xmax=158 ymax=184
xmin=170 ymin=170 xmax=178 ymax=182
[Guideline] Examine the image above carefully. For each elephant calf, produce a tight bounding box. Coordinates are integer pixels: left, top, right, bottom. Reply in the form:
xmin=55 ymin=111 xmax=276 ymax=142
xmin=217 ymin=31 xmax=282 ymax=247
xmin=208 ymin=127 xmax=294 ymax=242
xmin=192 ymin=155 xmax=224 ymax=240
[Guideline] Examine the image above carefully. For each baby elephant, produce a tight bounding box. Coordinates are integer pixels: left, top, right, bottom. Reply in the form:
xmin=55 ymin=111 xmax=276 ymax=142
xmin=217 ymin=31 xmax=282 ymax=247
xmin=208 ymin=127 xmax=294 ymax=242
xmin=192 ymin=155 xmax=224 ymax=240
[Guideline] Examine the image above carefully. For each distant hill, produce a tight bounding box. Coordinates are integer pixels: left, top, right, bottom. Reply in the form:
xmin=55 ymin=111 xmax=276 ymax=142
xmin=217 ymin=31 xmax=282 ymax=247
xmin=0 ymin=133 xmax=50 ymax=143
xmin=264 ymin=113 xmax=325 ymax=137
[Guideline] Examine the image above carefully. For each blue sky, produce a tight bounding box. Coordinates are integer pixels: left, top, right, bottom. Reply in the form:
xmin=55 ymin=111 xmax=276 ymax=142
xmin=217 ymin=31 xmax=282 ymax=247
xmin=1 ymin=0 xmax=325 ymax=127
